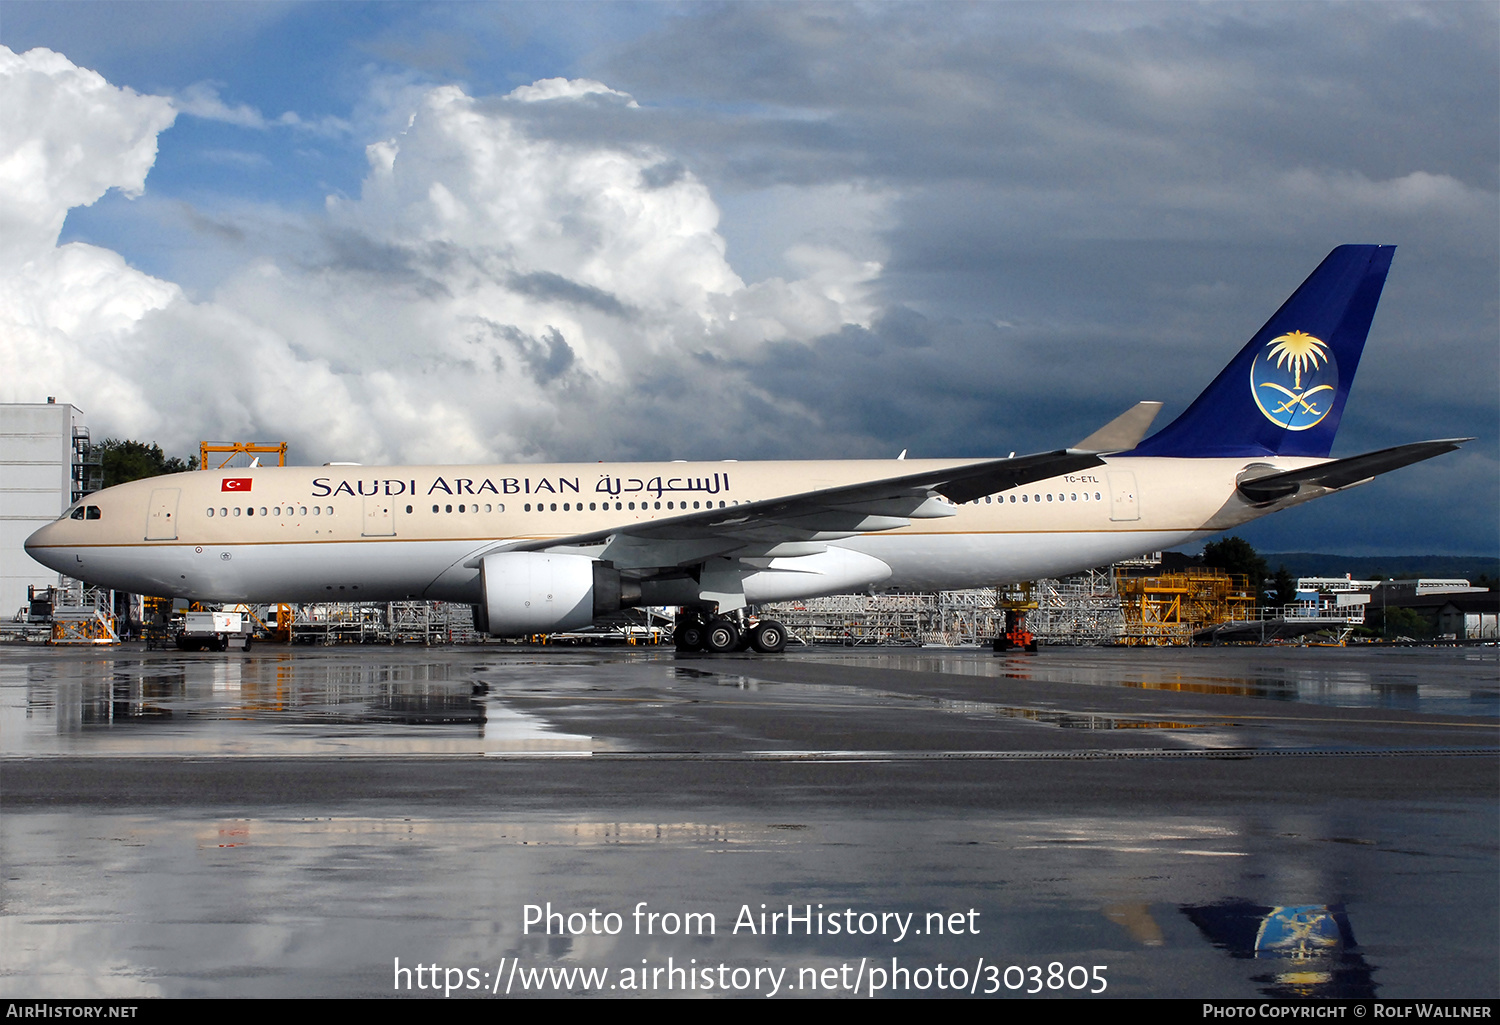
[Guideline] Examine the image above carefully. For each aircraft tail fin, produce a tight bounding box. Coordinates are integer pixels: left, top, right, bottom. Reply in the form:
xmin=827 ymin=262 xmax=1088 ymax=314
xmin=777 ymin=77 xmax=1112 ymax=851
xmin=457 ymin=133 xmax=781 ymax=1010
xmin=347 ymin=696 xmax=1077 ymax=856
xmin=1128 ymin=245 xmax=1395 ymax=458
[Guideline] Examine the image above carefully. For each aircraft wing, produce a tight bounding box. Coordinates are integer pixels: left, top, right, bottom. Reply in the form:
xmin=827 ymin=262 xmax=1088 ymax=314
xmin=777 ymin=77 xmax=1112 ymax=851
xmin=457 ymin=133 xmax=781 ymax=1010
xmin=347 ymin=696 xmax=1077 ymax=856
xmin=469 ymin=447 xmax=1107 ymax=570
xmin=1236 ymin=438 xmax=1472 ymax=504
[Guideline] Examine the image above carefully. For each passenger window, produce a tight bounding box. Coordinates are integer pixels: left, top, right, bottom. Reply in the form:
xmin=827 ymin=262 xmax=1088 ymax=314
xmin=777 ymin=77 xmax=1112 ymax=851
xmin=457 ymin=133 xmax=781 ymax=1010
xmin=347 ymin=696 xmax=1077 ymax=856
xmin=207 ymin=508 xmax=215 ymax=517
xmin=233 ymin=507 xmax=241 ymax=516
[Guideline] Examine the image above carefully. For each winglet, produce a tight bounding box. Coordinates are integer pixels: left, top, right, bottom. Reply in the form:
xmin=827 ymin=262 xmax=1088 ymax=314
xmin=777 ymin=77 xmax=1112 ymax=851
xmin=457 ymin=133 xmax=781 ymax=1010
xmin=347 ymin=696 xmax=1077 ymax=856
xmin=1072 ymin=401 xmax=1164 ymax=453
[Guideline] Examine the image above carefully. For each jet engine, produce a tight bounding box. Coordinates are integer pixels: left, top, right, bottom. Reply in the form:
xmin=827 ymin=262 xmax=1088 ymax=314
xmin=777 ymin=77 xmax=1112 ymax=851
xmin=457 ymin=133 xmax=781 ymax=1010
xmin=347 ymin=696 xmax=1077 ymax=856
xmin=478 ymin=552 xmax=637 ymax=636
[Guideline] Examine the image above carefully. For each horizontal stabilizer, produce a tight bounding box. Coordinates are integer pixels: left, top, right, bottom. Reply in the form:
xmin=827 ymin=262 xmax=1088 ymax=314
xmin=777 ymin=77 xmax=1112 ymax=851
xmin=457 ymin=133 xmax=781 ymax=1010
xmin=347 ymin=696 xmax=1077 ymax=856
xmin=1236 ymin=439 xmax=1471 ymax=504
xmin=1073 ymin=401 xmax=1163 ymax=453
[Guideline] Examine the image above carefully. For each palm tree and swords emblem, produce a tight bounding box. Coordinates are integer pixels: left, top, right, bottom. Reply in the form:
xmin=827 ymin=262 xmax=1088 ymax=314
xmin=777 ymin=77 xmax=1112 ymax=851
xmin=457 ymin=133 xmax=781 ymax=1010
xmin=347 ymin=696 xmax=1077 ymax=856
xmin=1250 ymin=330 xmax=1338 ymax=430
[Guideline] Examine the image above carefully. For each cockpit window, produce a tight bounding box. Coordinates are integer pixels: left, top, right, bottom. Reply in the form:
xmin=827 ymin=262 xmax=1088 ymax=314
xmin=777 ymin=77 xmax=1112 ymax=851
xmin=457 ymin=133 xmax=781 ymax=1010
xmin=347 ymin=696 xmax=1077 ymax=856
xmin=69 ymin=507 xmax=84 ymax=520
xmin=85 ymin=506 xmax=101 ymax=520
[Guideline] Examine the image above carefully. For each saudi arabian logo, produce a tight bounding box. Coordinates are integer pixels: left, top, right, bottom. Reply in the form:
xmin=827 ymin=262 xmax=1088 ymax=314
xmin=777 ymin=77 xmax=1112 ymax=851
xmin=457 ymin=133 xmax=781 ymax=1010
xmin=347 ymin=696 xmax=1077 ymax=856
xmin=1250 ymin=330 xmax=1338 ymax=431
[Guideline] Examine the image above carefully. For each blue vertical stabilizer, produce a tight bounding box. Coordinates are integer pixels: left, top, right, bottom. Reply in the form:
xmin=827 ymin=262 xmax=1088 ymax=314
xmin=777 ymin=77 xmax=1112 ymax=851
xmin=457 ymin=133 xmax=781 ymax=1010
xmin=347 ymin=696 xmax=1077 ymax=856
xmin=1128 ymin=245 xmax=1394 ymax=458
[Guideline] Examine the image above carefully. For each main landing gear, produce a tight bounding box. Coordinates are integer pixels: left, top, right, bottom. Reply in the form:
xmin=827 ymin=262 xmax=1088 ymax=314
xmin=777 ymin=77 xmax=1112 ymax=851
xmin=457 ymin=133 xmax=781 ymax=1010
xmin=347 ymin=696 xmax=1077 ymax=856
xmin=673 ymin=609 xmax=788 ymax=654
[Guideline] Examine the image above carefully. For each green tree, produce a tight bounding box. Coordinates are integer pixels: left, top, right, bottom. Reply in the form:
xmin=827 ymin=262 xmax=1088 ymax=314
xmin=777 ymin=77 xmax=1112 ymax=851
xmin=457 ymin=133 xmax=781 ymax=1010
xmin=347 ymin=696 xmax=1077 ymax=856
xmin=96 ymin=439 xmax=198 ymax=488
xmin=1372 ymin=605 xmax=1432 ymax=640
xmin=1201 ymin=536 xmax=1270 ymax=601
xmin=1270 ymin=565 xmax=1297 ymax=608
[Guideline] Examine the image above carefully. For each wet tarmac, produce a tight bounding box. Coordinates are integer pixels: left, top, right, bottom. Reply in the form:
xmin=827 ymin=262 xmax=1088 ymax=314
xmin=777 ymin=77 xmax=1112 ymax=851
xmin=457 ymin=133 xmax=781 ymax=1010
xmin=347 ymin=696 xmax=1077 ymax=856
xmin=1 ymin=643 xmax=1495 ymax=998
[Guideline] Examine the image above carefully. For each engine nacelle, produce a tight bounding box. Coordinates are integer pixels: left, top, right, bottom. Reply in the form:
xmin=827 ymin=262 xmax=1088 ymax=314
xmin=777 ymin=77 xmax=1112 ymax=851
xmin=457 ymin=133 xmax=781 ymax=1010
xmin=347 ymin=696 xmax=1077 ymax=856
xmin=479 ymin=552 xmax=634 ymax=636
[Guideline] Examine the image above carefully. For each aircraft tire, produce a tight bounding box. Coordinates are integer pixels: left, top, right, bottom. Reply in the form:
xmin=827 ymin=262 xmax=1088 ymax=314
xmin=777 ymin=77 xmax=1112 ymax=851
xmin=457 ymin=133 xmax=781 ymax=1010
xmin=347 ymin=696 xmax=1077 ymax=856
xmin=675 ymin=618 xmax=706 ymax=652
xmin=750 ymin=621 xmax=788 ymax=654
xmin=703 ymin=619 xmax=740 ymax=653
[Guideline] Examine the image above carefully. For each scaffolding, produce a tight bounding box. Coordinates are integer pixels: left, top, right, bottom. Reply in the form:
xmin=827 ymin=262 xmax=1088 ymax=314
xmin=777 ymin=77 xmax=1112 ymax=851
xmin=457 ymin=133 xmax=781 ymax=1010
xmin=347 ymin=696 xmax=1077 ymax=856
xmin=47 ymin=579 xmax=119 ymax=646
xmin=764 ymin=575 xmax=1128 ymax=648
xmin=288 ymin=601 xmax=479 ymax=645
xmin=1116 ymin=568 xmax=1255 ymax=646
xmin=1029 ymin=571 xmax=1126 ymax=644
xmin=762 ymin=592 xmax=930 ymax=646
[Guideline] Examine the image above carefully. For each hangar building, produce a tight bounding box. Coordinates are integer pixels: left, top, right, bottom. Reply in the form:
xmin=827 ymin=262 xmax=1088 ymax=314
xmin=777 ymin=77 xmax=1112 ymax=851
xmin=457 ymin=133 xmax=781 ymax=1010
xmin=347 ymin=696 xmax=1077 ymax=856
xmin=1 ymin=402 xmax=93 ymax=618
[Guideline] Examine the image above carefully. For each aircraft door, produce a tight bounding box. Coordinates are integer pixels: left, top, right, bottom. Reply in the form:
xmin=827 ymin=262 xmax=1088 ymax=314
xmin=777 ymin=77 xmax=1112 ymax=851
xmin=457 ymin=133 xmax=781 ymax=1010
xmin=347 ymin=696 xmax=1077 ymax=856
xmin=362 ymin=495 xmax=396 ymax=536
xmin=1107 ymin=471 xmax=1140 ymax=522
xmin=146 ymin=488 xmax=181 ymax=540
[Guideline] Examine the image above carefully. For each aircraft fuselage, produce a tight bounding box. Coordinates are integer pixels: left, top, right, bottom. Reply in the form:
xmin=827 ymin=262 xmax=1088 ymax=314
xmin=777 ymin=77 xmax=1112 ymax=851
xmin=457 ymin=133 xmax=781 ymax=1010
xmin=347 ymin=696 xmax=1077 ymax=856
xmin=24 ymin=454 xmax=1322 ymax=606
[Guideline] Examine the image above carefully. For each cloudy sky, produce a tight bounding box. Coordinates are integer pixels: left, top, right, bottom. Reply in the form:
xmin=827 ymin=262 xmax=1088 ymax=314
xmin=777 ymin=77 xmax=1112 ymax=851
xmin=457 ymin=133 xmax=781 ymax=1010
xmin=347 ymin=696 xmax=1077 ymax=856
xmin=1 ymin=2 xmax=1495 ymax=556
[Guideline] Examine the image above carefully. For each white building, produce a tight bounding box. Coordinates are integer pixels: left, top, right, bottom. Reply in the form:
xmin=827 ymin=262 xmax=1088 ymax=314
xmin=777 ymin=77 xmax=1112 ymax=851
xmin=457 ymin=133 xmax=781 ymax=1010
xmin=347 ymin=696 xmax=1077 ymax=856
xmin=1 ymin=402 xmax=90 ymax=617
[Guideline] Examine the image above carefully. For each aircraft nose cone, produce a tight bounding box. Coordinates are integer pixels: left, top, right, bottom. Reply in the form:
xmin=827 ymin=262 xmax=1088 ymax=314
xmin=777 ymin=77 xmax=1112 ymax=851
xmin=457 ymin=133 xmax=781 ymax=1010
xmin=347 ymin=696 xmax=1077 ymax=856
xmin=24 ymin=521 xmax=68 ymax=573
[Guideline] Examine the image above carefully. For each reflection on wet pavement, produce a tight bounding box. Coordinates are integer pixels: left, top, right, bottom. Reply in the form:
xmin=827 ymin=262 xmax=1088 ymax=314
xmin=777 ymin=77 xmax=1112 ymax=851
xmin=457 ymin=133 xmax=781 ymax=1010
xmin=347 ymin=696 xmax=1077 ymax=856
xmin=9 ymin=646 xmax=1493 ymax=760
xmin=1 ymin=643 xmax=1494 ymax=998
xmin=812 ymin=647 xmax=1499 ymax=717
xmin=2 ymin=804 xmax=1493 ymax=997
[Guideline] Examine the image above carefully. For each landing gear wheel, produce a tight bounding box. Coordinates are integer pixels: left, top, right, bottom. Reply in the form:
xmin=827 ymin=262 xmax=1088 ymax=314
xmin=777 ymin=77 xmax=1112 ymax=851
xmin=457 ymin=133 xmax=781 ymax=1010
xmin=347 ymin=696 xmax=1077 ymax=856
xmin=675 ymin=617 xmax=706 ymax=652
xmin=703 ymin=618 xmax=741 ymax=653
xmin=750 ymin=620 xmax=788 ymax=654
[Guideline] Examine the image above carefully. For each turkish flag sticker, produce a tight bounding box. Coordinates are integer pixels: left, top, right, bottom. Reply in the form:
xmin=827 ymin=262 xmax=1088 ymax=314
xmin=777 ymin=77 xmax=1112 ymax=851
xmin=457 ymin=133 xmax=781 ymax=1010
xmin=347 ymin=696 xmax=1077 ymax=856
xmin=222 ymin=478 xmax=252 ymax=492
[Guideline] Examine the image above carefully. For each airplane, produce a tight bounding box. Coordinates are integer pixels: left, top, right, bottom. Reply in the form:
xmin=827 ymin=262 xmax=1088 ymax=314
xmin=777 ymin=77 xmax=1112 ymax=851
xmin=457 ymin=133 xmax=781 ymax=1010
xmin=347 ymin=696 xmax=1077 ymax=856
xmin=25 ymin=244 xmax=1468 ymax=654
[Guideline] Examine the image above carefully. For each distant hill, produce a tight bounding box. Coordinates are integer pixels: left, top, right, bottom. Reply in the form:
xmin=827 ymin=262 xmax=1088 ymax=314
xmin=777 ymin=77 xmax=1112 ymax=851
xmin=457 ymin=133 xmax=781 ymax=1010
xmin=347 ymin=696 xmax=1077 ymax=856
xmin=1260 ymin=553 xmax=1500 ymax=582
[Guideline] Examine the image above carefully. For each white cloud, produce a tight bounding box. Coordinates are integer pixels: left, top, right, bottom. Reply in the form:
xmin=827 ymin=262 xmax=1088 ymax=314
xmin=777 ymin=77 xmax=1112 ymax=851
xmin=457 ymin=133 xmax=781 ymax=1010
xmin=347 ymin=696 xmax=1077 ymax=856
xmin=174 ymin=81 xmax=272 ymax=128
xmin=174 ymin=81 xmax=352 ymax=136
xmin=0 ymin=50 xmax=879 ymax=463
xmin=0 ymin=47 xmax=175 ymax=268
xmin=505 ymin=78 xmax=638 ymax=106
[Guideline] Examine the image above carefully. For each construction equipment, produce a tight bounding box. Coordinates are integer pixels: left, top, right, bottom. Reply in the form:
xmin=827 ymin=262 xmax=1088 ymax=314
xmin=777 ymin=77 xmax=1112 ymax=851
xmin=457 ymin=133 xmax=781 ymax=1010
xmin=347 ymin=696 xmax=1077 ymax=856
xmin=199 ymin=441 xmax=287 ymax=470
xmin=993 ymin=582 xmax=1039 ymax=652
xmin=1117 ymin=568 xmax=1255 ymax=645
